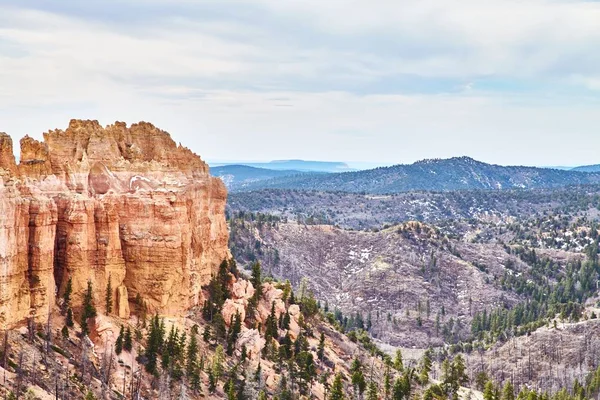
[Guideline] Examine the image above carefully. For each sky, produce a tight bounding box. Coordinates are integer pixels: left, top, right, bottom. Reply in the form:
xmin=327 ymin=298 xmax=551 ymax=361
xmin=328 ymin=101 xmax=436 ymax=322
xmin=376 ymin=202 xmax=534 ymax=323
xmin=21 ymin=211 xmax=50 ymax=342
xmin=1 ymin=0 xmax=600 ymax=167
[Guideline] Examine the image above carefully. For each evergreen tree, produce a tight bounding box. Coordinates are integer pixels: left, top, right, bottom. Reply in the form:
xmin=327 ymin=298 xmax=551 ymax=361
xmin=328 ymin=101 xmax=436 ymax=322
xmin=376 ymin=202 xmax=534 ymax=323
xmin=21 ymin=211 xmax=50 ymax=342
xmin=317 ymin=332 xmax=326 ymax=361
xmin=162 ymin=325 xmax=181 ymax=371
xmin=227 ymin=312 xmax=242 ymax=356
xmin=247 ymin=262 xmax=263 ymax=320
xmin=124 ymin=326 xmax=133 ymax=352
xmin=442 ymin=355 xmax=468 ymax=398
xmin=186 ymin=333 xmax=199 ymax=376
xmin=115 ymin=325 xmax=124 ymax=355
xmin=484 ymin=381 xmax=497 ymax=400
xmin=212 ymin=345 xmax=225 ymax=381
xmin=66 ymin=308 xmax=74 ymax=328
xmin=187 ymin=334 xmax=202 ymax=392
xmin=393 ymin=377 xmax=405 ymax=400
xmin=62 ymin=277 xmax=73 ymax=315
xmin=105 ymin=275 xmax=113 ymax=314
xmin=213 ymin=313 xmax=227 ymax=341
xmin=251 ymin=262 xmax=262 ymax=296
xmin=294 ymin=350 xmax=314 ymax=392
xmin=241 ymin=345 xmax=247 ymax=363
xmin=226 ymin=378 xmax=236 ymax=400
xmin=329 ymin=373 xmax=345 ymax=400
xmin=367 ymin=381 xmax=379 ymax=400
xmin=282 ymin=311 xmax=291 ymax=330
xmin=208 ymin=370 xmax=216 ymax=393
xmin=203 ymin=325 xmax=211 ymax=343
xmin=384 ymin=367 xmax=392 ymax=399
xmin=61 ymin=325 xmax=69 ymax=339
xmin=394 ymin=349 xmax=404 ymax=372
xmin=81 ymin=280 xmax=97 ymax=336
xmin=265 ymin=302 xmax=279 ymax=341
xmin=351 ymin=357 xmax=367 ymax=398
xmin=144 ymin=315 xmax=164 ymax=375
xmin=419 ymin=350 xmax=432 ymax=384
xmin=501 ymin=381 xmax=515 ymax=400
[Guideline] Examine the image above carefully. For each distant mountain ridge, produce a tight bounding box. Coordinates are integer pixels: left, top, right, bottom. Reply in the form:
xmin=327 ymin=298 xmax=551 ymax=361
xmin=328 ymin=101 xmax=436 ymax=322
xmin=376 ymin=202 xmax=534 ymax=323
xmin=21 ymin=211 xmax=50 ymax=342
xmin=211 ymin=164 xmax=319 ymax=191
xmin=212 ymin=159 xmax=353 ymax=172
xmin=571 ymin=164 xmax=600 ymax=173
xmin=228 ymin=156 xmax=600 ymax=193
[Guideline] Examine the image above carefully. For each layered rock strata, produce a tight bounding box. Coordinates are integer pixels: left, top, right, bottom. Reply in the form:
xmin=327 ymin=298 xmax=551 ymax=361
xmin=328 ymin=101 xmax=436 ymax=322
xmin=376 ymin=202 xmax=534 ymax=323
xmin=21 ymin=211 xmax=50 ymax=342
xmin=0 ymin=120 xmax=228 ymax=329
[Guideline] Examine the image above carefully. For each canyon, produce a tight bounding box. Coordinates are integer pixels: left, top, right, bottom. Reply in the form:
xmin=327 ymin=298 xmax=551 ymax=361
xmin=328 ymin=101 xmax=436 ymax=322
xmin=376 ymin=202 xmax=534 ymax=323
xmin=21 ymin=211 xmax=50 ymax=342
xmin=0 ymin=119 xmax=229 ymax=329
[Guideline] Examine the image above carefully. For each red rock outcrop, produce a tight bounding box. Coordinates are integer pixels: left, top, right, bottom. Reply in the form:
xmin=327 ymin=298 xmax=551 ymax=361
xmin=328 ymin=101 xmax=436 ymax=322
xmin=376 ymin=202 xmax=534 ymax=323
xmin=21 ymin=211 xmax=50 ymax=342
xmin=0 ymin=120 xmax=229 ymax=329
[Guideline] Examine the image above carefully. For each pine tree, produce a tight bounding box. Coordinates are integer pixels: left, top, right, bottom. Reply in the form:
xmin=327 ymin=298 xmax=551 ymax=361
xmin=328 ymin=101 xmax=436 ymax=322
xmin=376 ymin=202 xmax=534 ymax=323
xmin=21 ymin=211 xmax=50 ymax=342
xmin=62 ymin=277 xmax=73 ymax=315
xmin=115 ymin=326 xmax=124 ymax=355
xmin=145 ymin=315 xmax=164 ymax=375
xmin=81 ymin=280 xmax=97 ymax=336
xmin=66 ymin=308 xmax=74 ymax=327
xmin=241 ymin=345 xmax=247 ymax=363
xmin=351 ymin=357 xmax=366 ymax=398
xmin=329 ymin=373 xmax=345 ymax=400
xmin=61 ymin=325 xmax=69 ymax=339
xmin=265 ymin=302 xmax=279 ymax=341
xmin=124 ymin=327 xmax=133 ymax=352
xmin=282 ymin=311 xmax=291 ymax=330
xmin=484 ymin=381 xmax=496 ymax=400
xmin=317 ymin=332 xmax=325 ymax=361
xmin=393 ymin=377 xmax=405 ymax=400
xmin=227 ymin=312 xmax=242 ymax=356
xmin=367 ymin=381 xmax=379 ymax=400
xmin=208 ymin=370 xmax=216 ymax=393
xmin=212 ymin=345 xmax=225 ymax=381
xmin=186 ymin=333 xmax=199 ymax=376
xmin=226 ymin=378 xmax=236 ymax=400
xmin=105 ymin=275 xmax=113 ymax=314
xmin=203 ymin=325 xmax=211 ymax=343
xmin=501 ymin=381 xmax=515 ymax=400
xmin=394 ymin=349 xmax=404 ymax=372
xmin=255 ymin=360 xmax=262 ymax=383
xmin=251 ymin=262 xmax=262 ymax=298
xmin=384 ymin=366 xmax=392 ymax=398
xmin=218 ymin=260 xmax=232 ymax=300
xmin=85 ymin=391 xmax=96 ymax=400
xmin=213 ymin=313 xmax=227 ymax=341
xmin=162 ymin=325 xmax=180 ymax=370
xmin=419 ymin=350 xmax=432 ymax=384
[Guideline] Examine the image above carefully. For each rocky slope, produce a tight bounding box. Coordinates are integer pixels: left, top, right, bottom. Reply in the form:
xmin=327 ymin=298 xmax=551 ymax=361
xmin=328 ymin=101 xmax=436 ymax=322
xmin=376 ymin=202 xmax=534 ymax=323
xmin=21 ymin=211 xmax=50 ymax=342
xmin=0 ymin=120 xmax=229 ymax=329
xmin=0 ymin=269 xmax=393 ymax=400
xmin=229 ymin=219 xmax=585 ymax=347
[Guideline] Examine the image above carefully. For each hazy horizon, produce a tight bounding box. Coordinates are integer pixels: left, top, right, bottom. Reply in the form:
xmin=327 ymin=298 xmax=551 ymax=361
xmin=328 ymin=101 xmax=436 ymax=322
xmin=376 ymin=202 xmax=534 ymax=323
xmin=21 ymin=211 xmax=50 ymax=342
xmin=207 ymin=157 xmax=582 ymax=170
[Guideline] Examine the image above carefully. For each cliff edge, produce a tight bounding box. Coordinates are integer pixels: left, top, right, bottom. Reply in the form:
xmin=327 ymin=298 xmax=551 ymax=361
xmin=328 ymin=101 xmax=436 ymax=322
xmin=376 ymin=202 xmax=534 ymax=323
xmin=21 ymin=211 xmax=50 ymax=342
xmin=0 ymin=120 xmax=229 ymax=329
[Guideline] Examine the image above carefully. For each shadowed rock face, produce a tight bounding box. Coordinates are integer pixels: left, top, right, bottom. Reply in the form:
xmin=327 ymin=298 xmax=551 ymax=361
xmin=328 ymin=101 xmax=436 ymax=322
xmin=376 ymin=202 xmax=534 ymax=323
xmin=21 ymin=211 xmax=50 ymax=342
xmin=0 ymin=119 xmax=229 ymax=329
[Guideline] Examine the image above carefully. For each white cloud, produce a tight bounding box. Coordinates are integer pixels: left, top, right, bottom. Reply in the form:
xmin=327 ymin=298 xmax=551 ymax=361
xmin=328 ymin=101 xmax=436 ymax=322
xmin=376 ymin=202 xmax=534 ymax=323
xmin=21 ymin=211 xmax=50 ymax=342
xmin=0 ymin=0 xmax=599 ymax=166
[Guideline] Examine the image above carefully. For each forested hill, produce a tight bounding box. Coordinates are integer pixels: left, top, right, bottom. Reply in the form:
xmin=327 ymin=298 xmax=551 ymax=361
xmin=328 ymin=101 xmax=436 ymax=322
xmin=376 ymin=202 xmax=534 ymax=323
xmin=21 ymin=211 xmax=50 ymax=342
xmin=229 ymin=156 xmax=600 ymax=194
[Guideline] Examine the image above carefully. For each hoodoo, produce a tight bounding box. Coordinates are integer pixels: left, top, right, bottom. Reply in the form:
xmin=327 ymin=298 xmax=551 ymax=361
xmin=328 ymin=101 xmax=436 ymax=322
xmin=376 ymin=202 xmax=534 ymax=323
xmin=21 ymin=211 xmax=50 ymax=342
xmin=0 ymin=120 xmax=229 ymax=329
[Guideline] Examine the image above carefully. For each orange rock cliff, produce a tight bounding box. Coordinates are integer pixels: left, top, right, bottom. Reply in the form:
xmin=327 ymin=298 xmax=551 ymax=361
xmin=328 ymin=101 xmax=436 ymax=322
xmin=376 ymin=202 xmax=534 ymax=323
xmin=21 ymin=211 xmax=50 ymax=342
xmin=0 ymin=120 xmax=229 ymax=329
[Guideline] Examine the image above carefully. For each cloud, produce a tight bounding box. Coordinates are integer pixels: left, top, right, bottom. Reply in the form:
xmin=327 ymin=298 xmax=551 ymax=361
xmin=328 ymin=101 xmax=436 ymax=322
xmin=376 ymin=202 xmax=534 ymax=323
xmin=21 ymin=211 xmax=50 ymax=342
xmin=0 ymin=0 xmax=599 ymax=166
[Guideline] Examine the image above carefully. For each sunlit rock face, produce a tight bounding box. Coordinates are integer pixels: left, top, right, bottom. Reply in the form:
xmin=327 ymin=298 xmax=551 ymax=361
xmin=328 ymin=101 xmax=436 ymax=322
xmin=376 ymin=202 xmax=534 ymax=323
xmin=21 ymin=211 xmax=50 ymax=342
xmin=0 ymin=120 xmax=229 ymax=329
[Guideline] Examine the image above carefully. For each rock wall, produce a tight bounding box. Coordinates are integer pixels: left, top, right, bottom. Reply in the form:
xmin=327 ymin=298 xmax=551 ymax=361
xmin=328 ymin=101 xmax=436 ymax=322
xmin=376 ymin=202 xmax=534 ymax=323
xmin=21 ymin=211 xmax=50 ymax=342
xmin=0 ymin=120 xmax=229 ymax=329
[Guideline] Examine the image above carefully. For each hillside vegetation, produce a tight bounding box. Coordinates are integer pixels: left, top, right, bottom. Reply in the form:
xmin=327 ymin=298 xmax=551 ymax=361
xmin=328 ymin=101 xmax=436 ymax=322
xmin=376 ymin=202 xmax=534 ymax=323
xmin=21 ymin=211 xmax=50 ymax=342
xmin=228 ymin=157 xmax=600 ymax=193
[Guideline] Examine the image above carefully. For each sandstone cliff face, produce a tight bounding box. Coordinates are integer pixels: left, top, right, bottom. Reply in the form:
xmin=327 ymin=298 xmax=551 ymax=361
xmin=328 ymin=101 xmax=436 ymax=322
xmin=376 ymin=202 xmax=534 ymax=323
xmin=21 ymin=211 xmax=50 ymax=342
xmin=0 ymin=120 xmax=228 ymax=329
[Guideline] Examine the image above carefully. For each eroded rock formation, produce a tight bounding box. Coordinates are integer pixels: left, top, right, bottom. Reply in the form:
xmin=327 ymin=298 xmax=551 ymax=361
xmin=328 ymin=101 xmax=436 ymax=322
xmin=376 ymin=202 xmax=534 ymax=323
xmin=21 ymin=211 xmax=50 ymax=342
xmin=0 ymin=120 xmax=229 ymax=329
